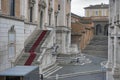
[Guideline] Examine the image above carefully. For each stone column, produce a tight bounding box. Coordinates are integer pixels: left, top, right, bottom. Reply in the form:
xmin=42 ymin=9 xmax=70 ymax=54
xmin=0 ymin=0 xmax=2 ymax=13
xmin=112 ymin=0 xmax=120 ymax=79
xmin=58 ymin=0 xmax=66 ymax=26
xmin=34 ymin=0 xmax=38 ymax=23
xmin=51 ymin=0 xmax=55 ymax=26
xmin=107 ymin=35 xmax=113 ymax=71
xmin=20 ymin=0 xmax=25 ymax=19
xmin=24 ymin=0 xmax=28 ymax=20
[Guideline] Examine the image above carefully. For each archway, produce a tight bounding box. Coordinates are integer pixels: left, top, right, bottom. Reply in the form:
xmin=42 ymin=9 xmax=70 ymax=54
xmin=95 ymin=24 xmax=102 ymax=35
xmin=104 ymin=24 xmax=108 ymax=36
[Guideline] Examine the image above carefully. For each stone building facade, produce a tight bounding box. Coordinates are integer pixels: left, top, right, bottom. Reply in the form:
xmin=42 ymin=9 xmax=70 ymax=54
xmin=84 ymin=3 xmax=109 ymax=17
xmin=0 ymin=0 xmax=71 ymax=73
xmin=107 ymin=0 xmax=120 ymax=80
xmin=84 ymin=4 xmax=109 ymax=36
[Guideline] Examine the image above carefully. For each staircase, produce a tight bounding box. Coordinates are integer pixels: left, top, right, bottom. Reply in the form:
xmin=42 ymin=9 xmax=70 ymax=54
xmin=16 ymin=30 xmax=50 ymax=65
xmin=43 ymin=64 xmax=62 ymax=78
xmin=82 ymin=36 xmax=108 ymax=58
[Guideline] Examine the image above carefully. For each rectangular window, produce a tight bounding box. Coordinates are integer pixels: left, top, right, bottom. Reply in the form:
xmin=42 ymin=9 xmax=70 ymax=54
xmin=86 ymin=11 xmax=89 ymax=17
xmin=9 ymin=33 xmax=15 ymax=42
xmin=96 ymin=11 xmax=98 ymax=16
xmin=58 ymin=4 xmax=60 ymax=10
xmin=49 ymin=14 xmax=51 ymax=25
xmin=10 ymin=0 xmax=15 ymax=16
xmin=99 ymin=10 xmax=102 ymax=16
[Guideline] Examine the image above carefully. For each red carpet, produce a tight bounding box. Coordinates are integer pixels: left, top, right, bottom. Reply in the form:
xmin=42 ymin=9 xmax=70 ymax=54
xmin=24 ymin=30 xmax=47 ymax=65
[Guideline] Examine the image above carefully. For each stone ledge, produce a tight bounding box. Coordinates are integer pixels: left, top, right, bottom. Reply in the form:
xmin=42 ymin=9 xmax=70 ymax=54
xmin=0 ymin=14 xmax=24 ymax=22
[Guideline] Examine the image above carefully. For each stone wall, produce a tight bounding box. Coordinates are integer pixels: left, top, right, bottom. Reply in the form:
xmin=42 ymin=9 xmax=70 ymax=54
xmin=0 ymin=16 xmax=24 ymax=71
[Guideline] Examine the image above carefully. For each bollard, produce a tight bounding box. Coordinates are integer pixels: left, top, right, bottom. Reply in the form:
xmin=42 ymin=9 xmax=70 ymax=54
xmin=56 ymin=74 xmax=59 ymax=80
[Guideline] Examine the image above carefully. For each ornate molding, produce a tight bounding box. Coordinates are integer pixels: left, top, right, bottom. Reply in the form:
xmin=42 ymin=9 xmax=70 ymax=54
xmin=29 ymin=0 xmax=36 ymax=7
xmin=48 ymin=8 xmax=53 ymax=14
xmin=66 ymin=13 xmax=71 ymax=17
xmin=39 ymin=0 xmax=46 ymax=10
xmin=54 ymin=11 xmax=59 ymax=16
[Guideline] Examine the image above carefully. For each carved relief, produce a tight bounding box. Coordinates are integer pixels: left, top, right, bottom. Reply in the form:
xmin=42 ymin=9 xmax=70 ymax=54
xmin=38 ymin=0 xmax=46 ymax=10
xmin=29 ymin=0 xmax=36 ymax=8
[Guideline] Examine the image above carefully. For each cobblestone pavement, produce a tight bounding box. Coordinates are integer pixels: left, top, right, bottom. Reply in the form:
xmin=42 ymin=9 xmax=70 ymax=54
xmin=45 ymin=72 xmax=106 ymax=80
xmin=44 ymin=54 xmax=107 ymax=80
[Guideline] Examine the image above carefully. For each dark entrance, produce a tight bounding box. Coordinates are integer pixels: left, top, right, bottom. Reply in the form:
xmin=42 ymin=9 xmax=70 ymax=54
xmin=104 ymin=24 xmax=108 ymax=36
xmin=95 ymin=24 xmax=102 ymax=35
xmin=6 ymin=76 xmax=20 ymax=80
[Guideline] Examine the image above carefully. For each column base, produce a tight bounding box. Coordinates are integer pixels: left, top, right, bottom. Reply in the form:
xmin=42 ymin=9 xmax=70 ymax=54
xmin=112 ymin=67 xmax=120 ymax=79
xmin=106 ymin=62 xmax=113 ymax=71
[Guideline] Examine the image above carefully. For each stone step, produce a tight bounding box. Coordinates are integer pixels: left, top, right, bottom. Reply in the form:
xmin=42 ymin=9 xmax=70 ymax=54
xmin=88 ymin=43 xmax=108 ymax=45
xmin=84 ymin=47 xmax=107 ymax=51
xmin=85 ymin=45 xmax=107 ymax=50
xmin=16 ymin=30 xmax=50 ymax=66
xmin=43 ymin=64 xmax=62 ymax=78
xmin=93 ymin=36 xmax=108 ymax=40
xmin=89 ymin=40 xmax=108 ymax=45
xmin=16 ymin=53 xmax=30 ymax=65
xmin=84 ymin=51 xmax=108 ymax=58
xmin=82 ymin=50 xmax=108 ymax=54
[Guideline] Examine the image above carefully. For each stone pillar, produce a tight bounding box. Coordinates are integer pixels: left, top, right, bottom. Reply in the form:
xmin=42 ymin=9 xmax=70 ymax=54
xmin=24 ymin=0 xmax=28 ymax=20
xmin=0 ymin=0 xmax=2 ymax=13
xmin=51 ymin=0 xmax=55 ymax=26
xmin=58 ymin=0 xmax=66 ymax=26
xmin=34 ymin=0 xmax=38 ymax=23
xmin=20 ymin=0 xmax=25 ymax=19
xmin=44 ymin=0 xmax=48 ymax=28
xmin=112 ymin=0 xmax=120 ymax=79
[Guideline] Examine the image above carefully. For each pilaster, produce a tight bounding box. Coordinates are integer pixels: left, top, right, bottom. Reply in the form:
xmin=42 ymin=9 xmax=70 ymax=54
xmin=58 ymin=0 xmax=66 ymax=26
xmin=24 ymin=0 xmax=28 ymax=20
xmin=0 ymin=0 xmax=2 ymax=13
xmin=20 ymin=0 xmax=25 ymax=19
xmin=34 ymin=0 xmax=38 ymax=23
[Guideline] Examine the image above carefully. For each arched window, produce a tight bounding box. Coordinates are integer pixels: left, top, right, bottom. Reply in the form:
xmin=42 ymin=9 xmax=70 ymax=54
xmin=8 ymin=25 xmax=16 ymax=58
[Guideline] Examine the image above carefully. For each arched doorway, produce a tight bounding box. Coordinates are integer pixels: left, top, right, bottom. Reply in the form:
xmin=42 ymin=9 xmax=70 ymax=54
xmin=95 ymin=24 xmax=102 ymax=35
xmin=104 ymin=24 xmax=108 ymax=36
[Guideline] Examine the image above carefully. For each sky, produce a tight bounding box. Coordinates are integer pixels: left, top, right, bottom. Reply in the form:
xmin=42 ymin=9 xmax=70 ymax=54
xmin=71 ymin=0 xmax=109 ymax=16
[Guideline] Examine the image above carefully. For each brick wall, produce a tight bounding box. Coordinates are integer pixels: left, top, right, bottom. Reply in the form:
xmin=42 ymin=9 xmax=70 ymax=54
xmin=71 ymin=22 xmax=94 ymax=51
